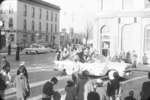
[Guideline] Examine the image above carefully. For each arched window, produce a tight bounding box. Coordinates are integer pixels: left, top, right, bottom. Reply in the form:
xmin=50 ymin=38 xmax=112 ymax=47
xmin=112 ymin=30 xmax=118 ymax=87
xmin=100 ymin=25 xmax=110 ymax=57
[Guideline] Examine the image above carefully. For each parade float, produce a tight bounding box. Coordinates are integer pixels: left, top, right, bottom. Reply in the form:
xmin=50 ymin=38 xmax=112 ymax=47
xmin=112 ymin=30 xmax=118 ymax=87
xmin=54 ymin=54 xmax=131 ymax=79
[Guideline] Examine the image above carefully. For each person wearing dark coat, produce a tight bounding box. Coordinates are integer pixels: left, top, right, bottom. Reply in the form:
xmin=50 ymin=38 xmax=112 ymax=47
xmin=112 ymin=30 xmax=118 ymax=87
xmin=8 ymin=43 xmax=11 ymax=56
xmin=16 ymin=44 xmax=20 ymax=61
xmin=42 ymin=77 xmax=58 ymax=100
xmin=65 ymin=80 xmax=77 ymax=100
xmin=107 ymin=72 xmax=120 ymax=100
xmin=0 ymin=73 xmax=7 ymax=100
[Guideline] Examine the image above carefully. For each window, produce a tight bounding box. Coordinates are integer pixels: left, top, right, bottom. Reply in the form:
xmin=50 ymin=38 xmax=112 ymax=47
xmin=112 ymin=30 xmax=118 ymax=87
xmin=46 ymin=23 xmax=48 ymax=32
xmin=51 ymin=12 xmax=53 ymax=21
xmin=55 ymin=14 xmax=57 ymax=22
xmin=46 ymin=11 xmax=49 ymax=20
xmin=32 ymin=20 xmax=34 ymax=31
xmin=9 ymin=34 xmax=14 ymax=41
xmin=55 ymin=24 xmax=57 ymax=33
xmin=39 ymin=22 xmax=41 ymax=32
xmin=23 ymin=19 xmax=27 ymax=31
xmin=144 ymin=26 xmax=150 ymax=52
xmin=39 ymin=8 xmax=42 ymax=19
xmin=32 ymin=7 xmax=35 ymax=18
xmin=51 ymin=24 xmax=53 ymax=32
xmin=9 ymin=18 xmax=13 ymax=28
xmin=24 ymin=5 xmax=27 ymax=16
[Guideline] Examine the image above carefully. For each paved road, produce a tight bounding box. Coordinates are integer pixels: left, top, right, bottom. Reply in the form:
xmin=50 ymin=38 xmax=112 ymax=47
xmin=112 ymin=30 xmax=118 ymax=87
xmin=0 ymin=52 xmax=56 ymax=69
xmin=2 ymin=53 xmax=150 ymax=100
xmin=2 ymin=53 xmax=70 ymax=100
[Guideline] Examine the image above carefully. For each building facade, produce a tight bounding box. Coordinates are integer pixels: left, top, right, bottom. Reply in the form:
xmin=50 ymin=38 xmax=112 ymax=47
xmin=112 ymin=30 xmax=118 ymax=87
xmin=93 ymin=0 xmax=150 ymax=61
xmin=0 ymin=0 xmax=60 ymax=48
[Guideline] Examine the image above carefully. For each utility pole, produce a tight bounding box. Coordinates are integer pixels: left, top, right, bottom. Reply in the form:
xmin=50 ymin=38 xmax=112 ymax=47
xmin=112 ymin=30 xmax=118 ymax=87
xmin=0 ymin=0 xmax=4 ymax=49
xmin=0 ymin=20 xmax=4 ymax=49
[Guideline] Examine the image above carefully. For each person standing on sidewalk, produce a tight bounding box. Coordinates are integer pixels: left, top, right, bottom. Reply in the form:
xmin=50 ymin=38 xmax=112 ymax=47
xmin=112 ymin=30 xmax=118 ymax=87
xmin=0 ymin=56 xmax=11 ymax=85
xmin=16 ymin=44 xmax=20 ymax=61
xmin=8 ymin=43 xmax=11 ymax=56
xmin=15 ymin=64 xmax=30 ymax=100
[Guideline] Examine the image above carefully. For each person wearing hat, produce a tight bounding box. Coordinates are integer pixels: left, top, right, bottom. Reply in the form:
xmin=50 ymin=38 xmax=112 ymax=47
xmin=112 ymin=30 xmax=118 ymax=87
xmin=107 ymin=71 xmax=120 ymax=100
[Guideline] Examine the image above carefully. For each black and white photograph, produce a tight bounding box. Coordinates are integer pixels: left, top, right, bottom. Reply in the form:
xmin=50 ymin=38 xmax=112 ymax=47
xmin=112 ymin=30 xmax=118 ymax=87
xmin=0 ymin=0 xmax=150 ymax=100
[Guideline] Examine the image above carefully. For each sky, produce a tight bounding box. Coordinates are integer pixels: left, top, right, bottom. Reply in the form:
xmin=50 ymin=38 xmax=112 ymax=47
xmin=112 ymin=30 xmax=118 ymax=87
xmin=43 ymin=0 xmax=98 ymax=33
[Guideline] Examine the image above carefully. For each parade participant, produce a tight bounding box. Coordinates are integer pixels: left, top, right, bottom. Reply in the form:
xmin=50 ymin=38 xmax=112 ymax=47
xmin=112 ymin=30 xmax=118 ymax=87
xmin=107 ymin=71 xmax=120 ymax=100
xmin=15 ymin=64 xmax=30 ymax=100
xmin=42 ymin=77 xmax=58 ymax=100
xmin=61 ymin=47 xmax=69 ymax=60
xmin=56 ymin=48 xmax=62 ymax=61
xmin=65 ymin=80 xmax=77 ymax=100
xmin=125 ymin=52 xmax=132 ymax=64
xmin=83 ymin=47 xmax=90 ymax=62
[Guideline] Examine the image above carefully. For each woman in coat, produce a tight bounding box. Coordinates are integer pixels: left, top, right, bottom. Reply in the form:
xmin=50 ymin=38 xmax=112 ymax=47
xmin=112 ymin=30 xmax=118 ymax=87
xmin=15 ymin=64 xmax=30 ymax=100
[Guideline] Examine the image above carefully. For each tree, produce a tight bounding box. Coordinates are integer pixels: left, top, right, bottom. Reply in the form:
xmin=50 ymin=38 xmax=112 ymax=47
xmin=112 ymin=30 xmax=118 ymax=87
xmin=0 ymin=0 xmax=4 ymax=4
xmin=84 ymin=21 xmax=93 ymax=46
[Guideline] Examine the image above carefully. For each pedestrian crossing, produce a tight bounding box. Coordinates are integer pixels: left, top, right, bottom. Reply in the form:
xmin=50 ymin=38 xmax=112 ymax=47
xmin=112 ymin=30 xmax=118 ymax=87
xmin=10 ymin=65 xmax=55 ymax=75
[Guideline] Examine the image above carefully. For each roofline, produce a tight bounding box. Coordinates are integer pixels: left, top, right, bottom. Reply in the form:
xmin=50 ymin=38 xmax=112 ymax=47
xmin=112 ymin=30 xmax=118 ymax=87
xmin=19 ymin=0 xmax=61 ymax=10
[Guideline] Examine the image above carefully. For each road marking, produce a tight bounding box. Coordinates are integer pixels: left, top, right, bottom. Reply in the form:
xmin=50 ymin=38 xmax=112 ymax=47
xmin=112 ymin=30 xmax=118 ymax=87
xmin=10 ymin=66 xmax=56 ymax=75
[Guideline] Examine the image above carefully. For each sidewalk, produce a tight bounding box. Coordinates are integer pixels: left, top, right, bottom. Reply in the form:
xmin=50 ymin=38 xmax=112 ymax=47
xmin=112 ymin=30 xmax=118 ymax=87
xmin=0 ymin=51 xmax=24 ymax=56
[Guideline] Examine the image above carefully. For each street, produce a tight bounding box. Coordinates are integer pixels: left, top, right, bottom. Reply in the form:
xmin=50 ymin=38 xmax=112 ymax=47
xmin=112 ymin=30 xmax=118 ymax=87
xmin=1 ymin=52 xmax=70 ymax=100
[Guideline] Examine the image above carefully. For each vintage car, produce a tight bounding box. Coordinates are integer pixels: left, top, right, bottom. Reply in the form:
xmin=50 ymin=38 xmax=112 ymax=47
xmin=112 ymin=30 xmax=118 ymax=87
xmin=54 ymin=55 xmax=131 ymax=78
xmin=23 ymin=43 xmax=52 ymax=54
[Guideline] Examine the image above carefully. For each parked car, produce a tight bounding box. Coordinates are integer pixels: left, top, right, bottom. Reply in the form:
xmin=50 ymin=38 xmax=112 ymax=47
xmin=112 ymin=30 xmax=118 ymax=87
xmin=23 ymin=44 xmax=51 ymax=54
